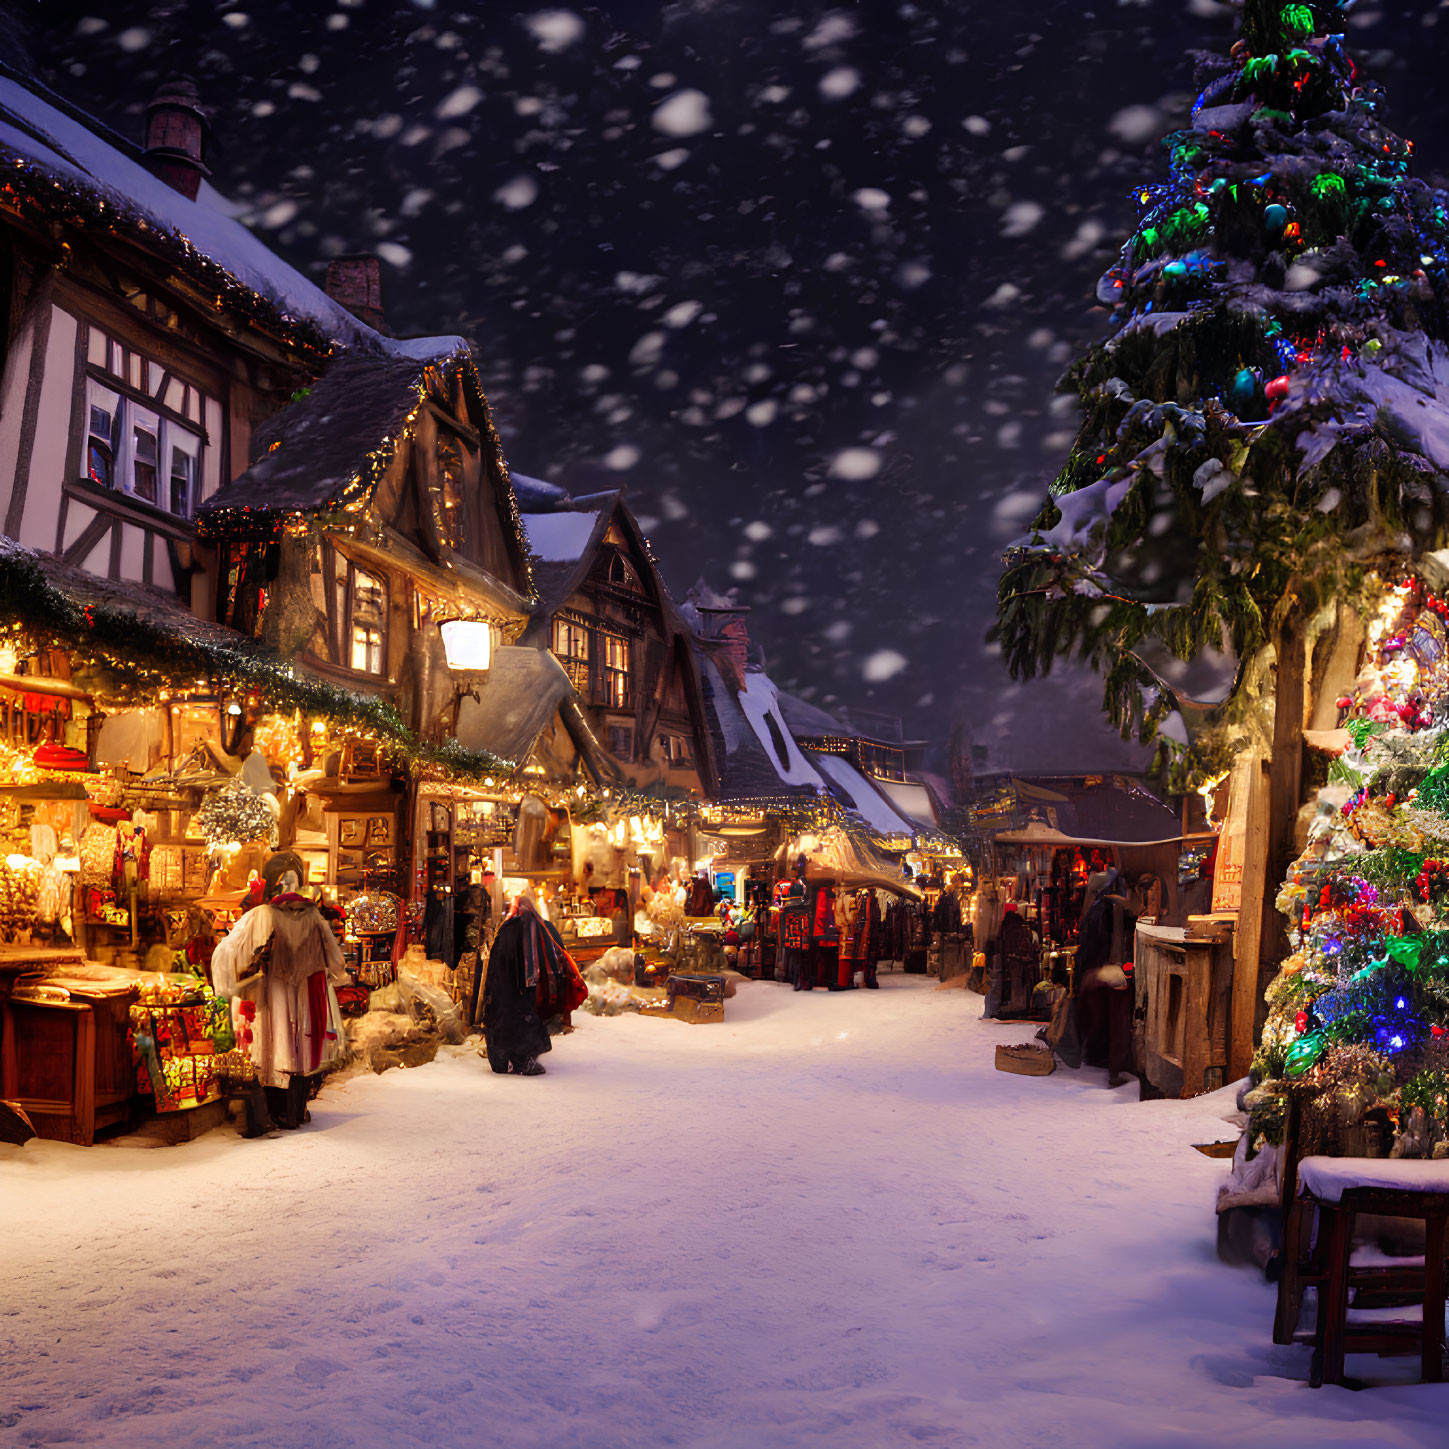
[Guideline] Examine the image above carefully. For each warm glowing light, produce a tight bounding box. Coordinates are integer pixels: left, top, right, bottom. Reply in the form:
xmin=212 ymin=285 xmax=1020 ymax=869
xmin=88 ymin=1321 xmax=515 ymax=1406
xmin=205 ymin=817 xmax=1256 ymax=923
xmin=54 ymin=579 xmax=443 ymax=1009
xmin=440 ymin=619 xmax=493 ymax=672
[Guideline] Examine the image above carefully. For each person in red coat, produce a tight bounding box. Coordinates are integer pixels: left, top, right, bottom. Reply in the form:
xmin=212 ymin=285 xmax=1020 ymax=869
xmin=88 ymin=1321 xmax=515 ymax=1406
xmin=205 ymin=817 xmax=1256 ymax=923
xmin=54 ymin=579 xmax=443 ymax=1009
xmin=814 ymin=884 xmax=842 ymax=992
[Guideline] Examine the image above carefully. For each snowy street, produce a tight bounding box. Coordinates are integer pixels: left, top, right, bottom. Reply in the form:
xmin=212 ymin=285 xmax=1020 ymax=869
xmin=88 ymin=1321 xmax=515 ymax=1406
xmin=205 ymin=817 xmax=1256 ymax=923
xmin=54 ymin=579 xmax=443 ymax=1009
xmin=4 ymin=976 xmax=1448 ymax=1449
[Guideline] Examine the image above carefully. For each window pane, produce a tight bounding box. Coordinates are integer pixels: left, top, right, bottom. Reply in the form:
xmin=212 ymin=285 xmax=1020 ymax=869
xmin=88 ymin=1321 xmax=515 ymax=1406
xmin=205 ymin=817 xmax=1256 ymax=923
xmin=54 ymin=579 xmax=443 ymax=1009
xmin=352 ymin=568 xmax=385 ymax=623
xmin=132 ymin=423 xmax=158 ymax=502
xmin=603 ymin=634 xmax=628 ymax=670
xmin=86 ymin=404 xmax=115 ymax=487
xmin=148 ymin=362 xmax=165 ymax=394
xmin=108 ymin=340 xmax=123 ymax=376
xmin=351 ymin=625 xmax=384 ymax=674
xmin=164 ymin=377 xmax=186 ymax=413
xmin=168 ymin=445 xmax=195 ymax=516
xmin=86 ymin=327 xmax=107 ymax=367
xmin=127 ymin=352 xmax=142 ymax=391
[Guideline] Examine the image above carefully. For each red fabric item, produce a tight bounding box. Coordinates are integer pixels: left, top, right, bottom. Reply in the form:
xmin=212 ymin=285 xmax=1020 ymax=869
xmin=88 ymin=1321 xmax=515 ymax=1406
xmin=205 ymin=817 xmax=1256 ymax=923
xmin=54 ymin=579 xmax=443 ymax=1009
xmin=304 ymin=970 xmax=333 ymax=1072
xmin=813 ymin=887 xmax=838 ymax=944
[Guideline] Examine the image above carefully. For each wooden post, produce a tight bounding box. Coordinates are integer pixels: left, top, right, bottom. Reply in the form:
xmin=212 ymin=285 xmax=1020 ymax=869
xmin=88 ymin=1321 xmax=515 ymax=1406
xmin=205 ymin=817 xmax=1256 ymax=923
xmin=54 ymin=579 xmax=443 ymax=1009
xmin=1268 ymin=606 xmax=1307 ymax=895
xmin=1230 ymin=753 xmax=1271 ymax=1080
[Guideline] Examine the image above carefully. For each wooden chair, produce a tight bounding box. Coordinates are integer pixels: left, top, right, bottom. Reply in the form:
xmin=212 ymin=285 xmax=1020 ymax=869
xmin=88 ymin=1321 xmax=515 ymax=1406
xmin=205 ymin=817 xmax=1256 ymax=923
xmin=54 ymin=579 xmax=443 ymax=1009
xmin=1273 ymin=1091 xmax=1425 ymax=1349
xmin=1294 ymin=1156 xmax=1449 ymax=1387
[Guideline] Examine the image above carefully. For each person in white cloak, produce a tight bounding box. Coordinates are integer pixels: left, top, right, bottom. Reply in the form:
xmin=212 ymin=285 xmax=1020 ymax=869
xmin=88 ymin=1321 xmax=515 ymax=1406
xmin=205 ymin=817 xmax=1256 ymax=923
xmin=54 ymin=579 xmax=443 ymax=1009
xmin=211 ymin=851 xmax=349 ymax=1132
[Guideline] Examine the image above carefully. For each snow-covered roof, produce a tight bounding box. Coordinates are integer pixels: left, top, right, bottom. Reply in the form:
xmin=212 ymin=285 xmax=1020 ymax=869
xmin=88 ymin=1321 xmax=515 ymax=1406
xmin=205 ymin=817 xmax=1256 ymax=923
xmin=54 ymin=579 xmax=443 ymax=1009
xmin=202 ymin=349 xmax=460 ymax=516
xmin=511 ymin=473 xmax=573 ymax=510
xmin=776 ymin=688 xmax=849 ymax=738
xmin=697 ymin=657 xmax=821 ymax=803
xmin=876 ymin=779 xmax=939 ymax=831
xmin=0 ymin=73 xmax=463 ymax=360
xmin=738 ymin=671 xmax=824 ymax=789
xmin=811 ymin=753 xmax=915 ymax=837
xmin=521 ymin=511 xmax=602 ymax=564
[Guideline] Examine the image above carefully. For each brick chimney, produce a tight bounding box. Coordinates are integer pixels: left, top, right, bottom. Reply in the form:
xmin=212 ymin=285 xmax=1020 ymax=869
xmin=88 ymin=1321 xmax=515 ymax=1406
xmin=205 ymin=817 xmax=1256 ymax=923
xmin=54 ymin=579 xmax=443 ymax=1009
xmin=324 ymin=254 xmax=386 ymax=332
xmin=143 ymin=76 xmax=210 ymax=200
xmin=686 ymin=579 xmax=751 ymax=694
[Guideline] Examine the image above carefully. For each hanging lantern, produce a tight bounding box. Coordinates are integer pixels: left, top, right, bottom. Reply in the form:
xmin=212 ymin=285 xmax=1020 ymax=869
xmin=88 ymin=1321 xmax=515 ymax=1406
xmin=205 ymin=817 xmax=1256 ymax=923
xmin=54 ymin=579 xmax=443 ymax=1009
xmin=440 ymin=619 xmax=493 ymax=672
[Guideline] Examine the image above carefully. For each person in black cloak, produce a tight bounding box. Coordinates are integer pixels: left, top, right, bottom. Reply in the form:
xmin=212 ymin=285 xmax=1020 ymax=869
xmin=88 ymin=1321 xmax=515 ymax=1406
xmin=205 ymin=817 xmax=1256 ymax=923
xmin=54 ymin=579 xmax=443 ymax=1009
xmin=481 ymin=893 xmax=584 ymax=1076
xmin=1075 ymin=867 xmax=1136 ymax=1087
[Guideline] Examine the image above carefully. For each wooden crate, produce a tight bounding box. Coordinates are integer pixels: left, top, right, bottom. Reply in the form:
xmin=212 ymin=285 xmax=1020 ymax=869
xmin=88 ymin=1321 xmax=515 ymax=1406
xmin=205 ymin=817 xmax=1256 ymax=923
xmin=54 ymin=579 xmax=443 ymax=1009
xmin=1134 ymin=921 xmax=1234 ymax=1098
xmin=1 ymin=991 xmax=137 ymax=1145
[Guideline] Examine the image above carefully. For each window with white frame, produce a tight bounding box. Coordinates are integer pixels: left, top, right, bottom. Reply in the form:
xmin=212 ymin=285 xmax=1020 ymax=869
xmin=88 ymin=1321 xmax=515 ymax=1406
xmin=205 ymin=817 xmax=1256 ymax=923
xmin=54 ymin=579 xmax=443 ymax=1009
xmin=80 ymin=325 xmax=207 ymax=519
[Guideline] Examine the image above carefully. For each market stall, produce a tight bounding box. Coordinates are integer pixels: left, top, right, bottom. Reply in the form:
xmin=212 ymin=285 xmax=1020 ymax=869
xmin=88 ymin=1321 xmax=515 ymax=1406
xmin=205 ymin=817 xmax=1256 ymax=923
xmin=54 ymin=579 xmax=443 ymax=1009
xmin=769 ymin=826 xmax=925 ymax=991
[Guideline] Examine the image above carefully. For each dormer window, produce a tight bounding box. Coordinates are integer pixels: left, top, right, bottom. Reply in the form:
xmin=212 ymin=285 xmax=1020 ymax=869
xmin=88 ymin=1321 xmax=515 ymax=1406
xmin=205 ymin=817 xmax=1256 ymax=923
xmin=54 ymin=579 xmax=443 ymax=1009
xmin=605 ymin=552 xmax=642 ymax=591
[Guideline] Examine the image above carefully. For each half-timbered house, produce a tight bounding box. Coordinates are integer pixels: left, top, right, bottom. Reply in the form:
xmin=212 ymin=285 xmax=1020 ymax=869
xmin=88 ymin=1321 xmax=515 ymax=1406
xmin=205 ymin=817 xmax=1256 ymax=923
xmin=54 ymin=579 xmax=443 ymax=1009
xmin=518 ymin=484 xmax=717 ymax=800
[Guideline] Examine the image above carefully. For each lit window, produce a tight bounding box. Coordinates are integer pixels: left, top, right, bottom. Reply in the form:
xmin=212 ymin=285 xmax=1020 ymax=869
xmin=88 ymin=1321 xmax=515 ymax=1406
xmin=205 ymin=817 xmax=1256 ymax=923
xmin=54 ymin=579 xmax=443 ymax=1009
xmin=600 ymin=632 xmax=630 ymax=709
xmin=552 ymin=617 xmax=591 ymax=693
xmin=347 ymin=566 xmax=388 ymax=675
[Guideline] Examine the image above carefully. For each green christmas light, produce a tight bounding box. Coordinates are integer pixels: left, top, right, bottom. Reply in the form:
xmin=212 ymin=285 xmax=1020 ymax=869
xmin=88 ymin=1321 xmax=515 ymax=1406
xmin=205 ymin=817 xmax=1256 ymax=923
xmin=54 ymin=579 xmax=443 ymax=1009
xmin=1282 ymin=4 xmax=1315 ymax=38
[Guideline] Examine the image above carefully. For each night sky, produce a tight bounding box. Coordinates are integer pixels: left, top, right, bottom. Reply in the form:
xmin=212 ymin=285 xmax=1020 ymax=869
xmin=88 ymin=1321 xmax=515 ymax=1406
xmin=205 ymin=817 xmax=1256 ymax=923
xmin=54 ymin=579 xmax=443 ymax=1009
xmin=14 ymin=1 xmax=1449 ymax=775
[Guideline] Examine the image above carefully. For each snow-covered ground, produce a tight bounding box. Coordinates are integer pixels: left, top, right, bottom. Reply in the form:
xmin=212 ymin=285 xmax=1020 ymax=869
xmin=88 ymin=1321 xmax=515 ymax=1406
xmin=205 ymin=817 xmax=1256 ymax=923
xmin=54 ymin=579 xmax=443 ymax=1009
xmin=4 ymin=975 xmax=1448 ymax=1448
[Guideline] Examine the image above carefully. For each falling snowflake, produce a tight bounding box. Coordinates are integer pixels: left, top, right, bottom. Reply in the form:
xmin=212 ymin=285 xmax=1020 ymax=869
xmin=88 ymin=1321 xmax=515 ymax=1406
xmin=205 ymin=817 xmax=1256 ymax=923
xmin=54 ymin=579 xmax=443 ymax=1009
xmin=494 ymin=175 xmax=539 ymax=210
xmin=829 ymin=448 xmax=881 ymax=481
xmin=862 ymin=650 xmax=908 ymax=682
xmin=652 ymin=90 xmax=713 ymax=137
xmin=526 ymin=10 xmax=585 ymax=52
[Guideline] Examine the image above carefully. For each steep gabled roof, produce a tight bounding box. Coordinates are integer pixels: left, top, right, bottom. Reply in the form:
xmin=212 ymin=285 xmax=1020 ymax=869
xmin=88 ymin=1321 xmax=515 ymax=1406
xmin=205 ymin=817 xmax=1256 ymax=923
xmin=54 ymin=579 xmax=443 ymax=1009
xmin=203 ymin=349 xmax=450 ymax=517
xmin=809 ymin=752 xmax=915 ymax=837
xmin=521 ymin=508 xmax=610 ymax=613
xmin=0 ymin=70 xmax=462 ymax=360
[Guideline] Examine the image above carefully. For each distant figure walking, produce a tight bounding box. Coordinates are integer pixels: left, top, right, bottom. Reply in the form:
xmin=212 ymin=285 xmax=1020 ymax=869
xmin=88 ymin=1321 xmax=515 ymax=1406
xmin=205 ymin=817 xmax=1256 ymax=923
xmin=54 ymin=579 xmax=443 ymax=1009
xmin=482 ymin=892 xmax=586 ymax=1076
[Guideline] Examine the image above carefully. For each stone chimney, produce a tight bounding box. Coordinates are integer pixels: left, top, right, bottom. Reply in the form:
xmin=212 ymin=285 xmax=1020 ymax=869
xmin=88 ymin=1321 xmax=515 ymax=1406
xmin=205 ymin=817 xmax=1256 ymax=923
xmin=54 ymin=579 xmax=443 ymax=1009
xmin=143 ymin=76 xmax=210 ymax=200
xmin=324 ymin=254 xmax=386 ymax=332
xmin=686 ymin=579 xmax=751 ymax=694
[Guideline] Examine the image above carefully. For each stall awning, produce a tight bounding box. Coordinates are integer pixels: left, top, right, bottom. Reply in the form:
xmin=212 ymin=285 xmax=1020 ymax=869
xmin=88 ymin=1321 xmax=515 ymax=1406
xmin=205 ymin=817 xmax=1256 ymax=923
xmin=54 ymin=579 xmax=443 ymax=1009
xmin=991 ymin=775 xmax=1188 ymax=848
xmin=778 ymin=826 xmax=923 ymax=899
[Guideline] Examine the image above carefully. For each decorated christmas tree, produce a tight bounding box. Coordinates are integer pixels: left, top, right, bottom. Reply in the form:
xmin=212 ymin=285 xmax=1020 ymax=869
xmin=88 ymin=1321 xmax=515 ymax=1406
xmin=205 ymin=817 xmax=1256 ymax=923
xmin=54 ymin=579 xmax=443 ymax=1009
xmin=995 ymin=0 xmax=1449 ymax=791
xmin=1247 ymin=573 xmax=1449 ymax=1157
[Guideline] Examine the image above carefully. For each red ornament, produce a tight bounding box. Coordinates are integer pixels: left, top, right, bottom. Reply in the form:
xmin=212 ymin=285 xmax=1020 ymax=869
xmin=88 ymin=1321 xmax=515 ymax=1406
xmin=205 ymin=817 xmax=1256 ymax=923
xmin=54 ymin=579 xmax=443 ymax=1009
xmin=1433 ymin=1025 xmax=1447 ymax=1038
xmin=1295 ymin=1011 xmax=1309 ymax=1032
xmin=1265 ymin=374 xmax=1291 ymax=403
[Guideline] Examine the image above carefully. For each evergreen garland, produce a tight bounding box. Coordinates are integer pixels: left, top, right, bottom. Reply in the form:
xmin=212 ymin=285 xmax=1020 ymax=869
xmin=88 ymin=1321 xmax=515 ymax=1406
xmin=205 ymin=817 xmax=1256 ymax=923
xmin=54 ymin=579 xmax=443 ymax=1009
xmin=0 ymin=538 xmax=515 ymax=783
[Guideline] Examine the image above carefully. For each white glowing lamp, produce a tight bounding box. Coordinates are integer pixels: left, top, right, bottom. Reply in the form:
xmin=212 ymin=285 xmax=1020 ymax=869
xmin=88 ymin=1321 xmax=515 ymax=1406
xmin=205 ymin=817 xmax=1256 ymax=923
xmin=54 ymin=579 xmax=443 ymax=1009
xmin=440 ymin=619 xmax=493 ymax=672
